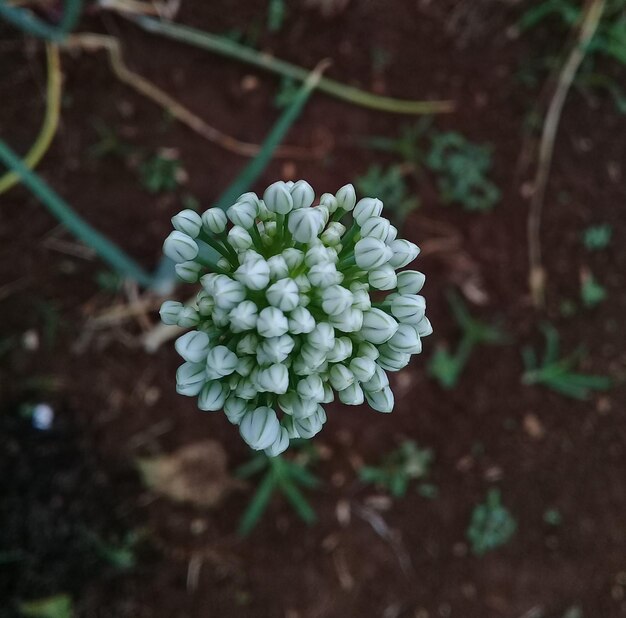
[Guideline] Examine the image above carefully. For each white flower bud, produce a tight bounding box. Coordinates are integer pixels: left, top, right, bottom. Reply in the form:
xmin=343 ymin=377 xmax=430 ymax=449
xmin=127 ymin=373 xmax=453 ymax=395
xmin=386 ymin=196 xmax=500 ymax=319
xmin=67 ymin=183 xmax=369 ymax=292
xmin=360 ymin=216 xmax=390 ymax=241
xmin=328 ymin=307 xmax=363 ymax=333
xmin=257 ymin=307 xmax=289 ymax=338
xmin=293 ymin=273 xmax=311 ymax=293
xmin=256 ymin=364 xmax=289 ymax=394
xmin=322 ymin=381 xmax=334 ymax=403
xmin=326 ymin=337 xmax=353 ymax=363
xmin=378 ymin=345 xmax=411 ymax=372
xmin=239 ymin=406 xmax=281 ymax=450
xmin=299 ymin=293 xmax=311 ymax=307
xmin=288 ymin=306 xmax=316 ymax=335
xmin=176 ymin=362 xmax=206 ymax=396
xmin=308 ymin=262 xmax=341 ymax=287
xmin=266 ymin=278 xmax=300 ymax=312
xmin=264 ymin=181 xmax=294 ymax=214
xmin=234 ymin=258 xmax=270 ymax=290
xmin=281 ymin=247 xmax=304 ymax=270
xmin=305 ymin=243 xmax=333 ymax=267
xmin=177 ymin=306 xmax=201 ymax=328
xmin=160 ymin=300 xmax=183 ymax=325
xmin=265 ymin=427 xmax=290 ymax=457
xmin=368 ymin=265 xmax=397 ymax=290
xmin=365 ymin=386 xmax=394 ymax=413
xmin=361 ymin=308 xmax=399 ymax=344
xmin=349 ymin=356 xmax=377 ymax=382
xmin=321 ymin=222 xmax=345 ymax=246
xmin=196 ymin=292 xmax=215 ymax=316
xmin=236 ymin=333 xmax=259 ymax=355
xmin=317 ymin=205 xmax=330 ymax=226
xmin=227 ymin=201 xmax=257 ymax=229
xmin=235 ymin=377 xmax=258 ymax=400
xmin=175 ymin=260 xmax=202 ymax=283
xmin=307 ymin=323 xmax=335 ymax=352
xmin=211 ymin=306 xmax=230 ymax=327
xmin=212 ymin=275 xmax=246 ymax=310
xmin=242 ymin=249 xmax=264 ymax=264
xmin=228 ymin=300 xmax=258 ymax=332
xmin=299 ymin=344 xmax=327 ymax=369
xmin=236 ymin=192 xmax=260 ymax=209
xmin=259 ymin=335 xmax=295 ymax=364
xmin=387 ymin=323 xmax=422 ymax=354
xmin=351 ymin=288 xmax=372 ymax=311
xmin=172 ymin=209 xmax=202 ymax=238
xmin=293 ymin=405 xmax=325 ymax=438
xmin=217 ymin=257 xmax=230 ymax=270
xmin=390 ymin=294 xmax=426 ymax=324
xmin=321 ymin=285 xmax=353 ymax=316
xmin=329 ymin=364 xmax=355 ymax=391
xmin=296 ymin=374 xmax=325 ymax=402
xmin=175 ymin=330 xmax=211 ymax=363
xmin=205 ymin=345 xmax=238 ymax=379
xmin=201 ymin=207 xmax=227 ymax=234
xmin=387 ymin=239 xmax=420 ymax=268
xmin=338 ymin=382 xmax=364 ymax=406
xmin=335 ymin=183 xmax=357 ymax=212
xmin=319 ymin=192 xmax=339 ymax=213
xmin=385 ymin=225 xmax=398 ymax=244
xmin=227 ymin=226 xmax=253 ymax=250
xmin=224 ymin=395 xmax=250 ymax=424
xmin=198 ymin=381 xmax=229 ymax=411
xmin=163 ymin=231 xmax=199 ymax=263
xmin=358 ymin=342 xmax=380 ymax=360
xmin=354 ymin=237 xmax=392 ymax=270
xmin=361 ymin=364 xmax=389 ymax=393
xmin=288 ymin=207 xmax=325 ymax=243
xmin=235 ymin=355 xmax=255 ymax=377
xmin=290 ymin=180 xmax=315 ymax=210
xmin=354 ymin=197 xmax=383 ymax=226
xmin=415 ymin=316 xmax=433 ymax=337
xmin=396 ymin=270 xmax=426 ymax=295
xmin=267 ymin=255 xmax=289 ymax=280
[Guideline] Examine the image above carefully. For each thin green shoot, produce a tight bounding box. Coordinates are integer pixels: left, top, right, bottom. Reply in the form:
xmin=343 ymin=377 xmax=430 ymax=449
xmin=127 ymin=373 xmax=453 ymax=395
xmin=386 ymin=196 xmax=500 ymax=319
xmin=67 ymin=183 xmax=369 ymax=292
xmin=359 ymin=441 xmax=433 ymax=498
xmin=467 ymin=488 xmax=517 ymax=556
xmin=582 ymin=223 xmax=612 ymax=250
xmin=429 ymin=290 xmax=508 ymax=389
xmin=521 ymin=323 xmax=612 ymax=400
xmin=580 ymin=272 xmax=607 ymax=308
xmin=139 ymin=152 xmax=184 ymax=194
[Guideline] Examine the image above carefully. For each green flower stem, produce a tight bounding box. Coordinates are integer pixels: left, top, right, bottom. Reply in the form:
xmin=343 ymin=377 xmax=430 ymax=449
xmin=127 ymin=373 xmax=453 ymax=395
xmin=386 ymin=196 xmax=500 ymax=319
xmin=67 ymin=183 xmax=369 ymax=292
xmin=338 ymin=254 xmax=356 ymax=269
xmin=274 ymin=213 xmax=285 ymax=248
xmin=196 ymin=242 xmax=230 ymax=274
xmin=371 ymin=300 xmax=391 ymax=309
xmin=331 ymin=208 xmax=347 ymax=222
xmin=249 ymin=224 xmax=266 ymax=254
xmin=0 ymin=138 xmax=154 ymax=287
xmin=338 ymin=223 xmax=360 ymax=258
xmin=200 ymin=233 xmax=238 ymax=267
xmin=132 ymin=16 xmax=454 ymax=116
xmin=0 ymin=0 xmax=82 ymax=41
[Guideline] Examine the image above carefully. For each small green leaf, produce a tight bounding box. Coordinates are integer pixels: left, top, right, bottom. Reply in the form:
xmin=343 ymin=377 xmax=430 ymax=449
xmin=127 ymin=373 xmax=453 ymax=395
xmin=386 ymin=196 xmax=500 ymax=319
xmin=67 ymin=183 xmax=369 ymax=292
xmin=19 ymin=595 xmax=73 ymax=618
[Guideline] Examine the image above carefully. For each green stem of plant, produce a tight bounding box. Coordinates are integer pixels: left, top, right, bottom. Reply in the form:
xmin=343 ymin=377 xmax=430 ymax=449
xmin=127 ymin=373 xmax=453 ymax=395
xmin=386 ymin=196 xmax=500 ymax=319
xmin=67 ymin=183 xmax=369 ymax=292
xmin=338 ymin=223 xmax=359 ymax=257
xmin=131 ymin=16 xmax=454 ymax=116
xmin=0 ymin=0 xmax=82 ymax=41
xmin=201 ymin=233 xmax=237 ymax=267
xmin=0 ymin=138 xmax=154 ymax=286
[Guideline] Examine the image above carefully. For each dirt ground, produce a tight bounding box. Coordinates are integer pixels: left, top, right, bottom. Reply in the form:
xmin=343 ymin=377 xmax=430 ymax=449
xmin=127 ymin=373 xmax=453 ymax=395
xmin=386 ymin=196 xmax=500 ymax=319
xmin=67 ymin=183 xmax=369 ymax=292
xmin=1 ymin=1 xmax=625 ymax=617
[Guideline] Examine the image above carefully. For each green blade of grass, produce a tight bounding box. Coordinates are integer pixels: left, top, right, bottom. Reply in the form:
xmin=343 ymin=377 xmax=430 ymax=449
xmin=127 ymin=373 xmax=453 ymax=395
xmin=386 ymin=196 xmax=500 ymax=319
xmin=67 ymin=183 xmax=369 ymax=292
xmin=238 ymin=470 xmax=276 ymax=537
xmin=279 ymin=475 xmax=317 ymax=525
xmin=0 ymin=138 xmax=154 ymax=287
xmin=132 ymin=15 xmax=454 ymax=115
xmin=0 ymin=0 xmax=82 ymax=41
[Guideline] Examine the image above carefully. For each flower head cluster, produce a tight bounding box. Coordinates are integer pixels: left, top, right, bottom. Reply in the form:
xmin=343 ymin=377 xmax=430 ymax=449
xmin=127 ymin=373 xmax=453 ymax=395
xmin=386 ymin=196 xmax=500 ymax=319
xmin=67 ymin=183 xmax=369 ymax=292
xmin=160 ymin=181 xmax=431 ymax=456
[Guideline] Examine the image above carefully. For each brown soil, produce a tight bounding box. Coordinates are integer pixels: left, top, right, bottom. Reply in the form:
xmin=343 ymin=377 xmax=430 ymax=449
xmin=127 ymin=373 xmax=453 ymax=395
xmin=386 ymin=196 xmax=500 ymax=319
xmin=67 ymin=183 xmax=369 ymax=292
xmin=1 ymin=1 xmax=625 ymax=617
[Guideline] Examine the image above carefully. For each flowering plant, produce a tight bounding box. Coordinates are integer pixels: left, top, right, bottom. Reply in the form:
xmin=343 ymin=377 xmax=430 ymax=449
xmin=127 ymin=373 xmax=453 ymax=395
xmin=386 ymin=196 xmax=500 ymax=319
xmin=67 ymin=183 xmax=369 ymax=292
xmin=160 ymin=181 xmax=431 ymax=456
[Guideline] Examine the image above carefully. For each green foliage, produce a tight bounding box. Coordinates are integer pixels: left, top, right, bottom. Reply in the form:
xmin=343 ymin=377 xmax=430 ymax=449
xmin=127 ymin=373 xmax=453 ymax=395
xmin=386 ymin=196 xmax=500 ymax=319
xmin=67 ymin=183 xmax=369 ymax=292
xmin=355 ymin=164 xmax=419 ymax=224
xmin=359 ymin=441 xmax=433 ymax=498
xmin=95 ymin=270 xmax=123 ymax=292
xmin=274 ymin=77 xmax=300 ymax=109
xmin=581 ymin=273 xmax=607 ymax=308
xmin=467 ymin=489 xmax=517 ymax=556
xmin=582 ymin=223 xmax=612 ymax=250
xmin=88 ymin=121 xmax=133 ymax=160
xmin=429 ymin=290 xmax=508 ymax=389
xmin=236 ymin=443 xmax=320 ymax=536
xmin=522 ymin=323 xmax=612 ymax=400
xmin=426 ymin=132 xmax=500 ymax=211
xmin=361 ymin=118 xmax=432 ymax=166
xmin=543 ymin=508 xmax=563 ymax=526
xmin=19 ymin=595 xmax=73 ymax=618
xmin=267 ymin=0 xmax=286 ymax=33
xmin=82 ymin=529 xmax=140 ymax=571
xmin=139 ymin=152 xmax=184 ymax=194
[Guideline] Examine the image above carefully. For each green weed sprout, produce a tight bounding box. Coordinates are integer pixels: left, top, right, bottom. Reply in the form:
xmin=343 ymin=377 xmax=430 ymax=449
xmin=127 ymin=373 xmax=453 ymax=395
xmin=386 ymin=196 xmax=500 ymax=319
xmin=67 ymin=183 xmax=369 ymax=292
xmin=429 ymin=290 xmax=507 ymax=389
xmin=160 ymin=182 xmax=432 ymax=456
xmin=522 ymin=323 xmax=612 ymax=400
xmin=580 ymin=272 xmax=607 ymax=308
xmin=467 ymin=489 xmax=517 ymax=556
xmin=356 ymin=164 xmax=419 ymax=224
xmin=582 ymin=224 xmax=612 ymax=251
xmin=236 ymin=440 xmax=319 ymax=536
xmin=139 ymin=152 xmax=184 ymax=194
xmin=426 ymin=132 xmax=500 ymax=212
xmin=359 ymin=440 xmax=433 ymax=497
